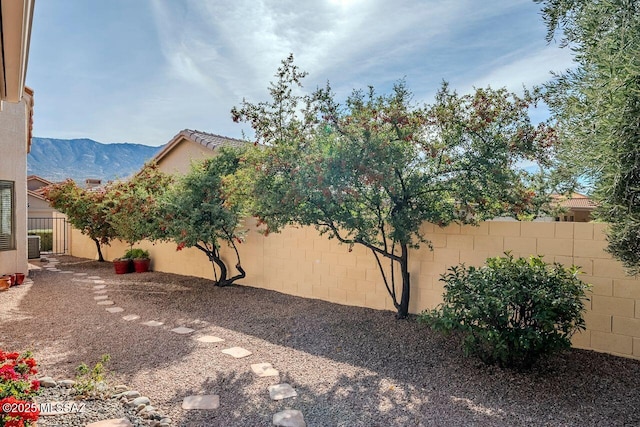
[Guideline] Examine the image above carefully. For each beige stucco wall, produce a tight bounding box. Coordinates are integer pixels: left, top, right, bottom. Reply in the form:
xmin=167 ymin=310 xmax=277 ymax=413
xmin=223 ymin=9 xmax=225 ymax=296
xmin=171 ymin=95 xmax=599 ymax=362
xmin=157 ymin=139 xmax=218 ymax=175
xmin=0 ymin=97 xmax=29 ymax=275
xmin=69 ymin=220 xmax=640 ymax=360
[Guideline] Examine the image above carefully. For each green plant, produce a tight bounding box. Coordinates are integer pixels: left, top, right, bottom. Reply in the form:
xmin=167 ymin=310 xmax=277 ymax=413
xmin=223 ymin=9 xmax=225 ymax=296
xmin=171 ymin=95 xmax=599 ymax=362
xmin=231 ymin=54 xmax=561 ymax=318
xmin=0 ymin=349 xmax=40 ymax=426
xmin=44 ymin=180 xmax=116 ymax=262
xmin=123 ymin=248 xmax=149 ymax=259
xmin=73 ymin=354 xmax=111 ymax=398
xmin=421 ymin=253 xmax=589 ymax=369
xmin=154 ymin=148 xmax=247 ymax=286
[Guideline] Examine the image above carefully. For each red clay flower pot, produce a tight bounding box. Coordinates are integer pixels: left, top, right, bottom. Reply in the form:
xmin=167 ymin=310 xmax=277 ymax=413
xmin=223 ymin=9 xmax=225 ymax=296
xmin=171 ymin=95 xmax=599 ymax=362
xmin=133 ymin=258 xmax=150 ymax=273
xmin=14 ymin=273 xmax=25 ymax=285
xmin=113 ymin=259 xmax=133 ymax=274
xmin=0 ymin=277 xmax=10 ymax=291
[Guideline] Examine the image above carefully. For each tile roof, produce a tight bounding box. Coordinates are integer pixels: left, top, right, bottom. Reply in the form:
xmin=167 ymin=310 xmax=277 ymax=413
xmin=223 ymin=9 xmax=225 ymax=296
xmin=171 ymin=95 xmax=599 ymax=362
xmin=152 ymin=129 xmax=247 ymax=165
xmin=552 ymin=193 xmax=598 ymax=210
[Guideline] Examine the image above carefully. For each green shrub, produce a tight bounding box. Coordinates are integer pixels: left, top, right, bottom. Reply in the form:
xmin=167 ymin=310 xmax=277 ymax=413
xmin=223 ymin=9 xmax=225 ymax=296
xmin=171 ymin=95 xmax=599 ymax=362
xmin=28 ymin=229 xmax=53 ymax=252
xmin=420 ymin=253 xmax=589 ymax=369
xmin=122 ymin=248 xmax=149 ymax=259
xmin=73 ymin=354 xmax=111 ymax=398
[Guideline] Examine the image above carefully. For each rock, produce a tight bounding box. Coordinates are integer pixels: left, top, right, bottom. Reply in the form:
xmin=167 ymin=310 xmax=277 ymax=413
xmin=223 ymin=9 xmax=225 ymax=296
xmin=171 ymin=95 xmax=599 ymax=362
xmin=38 ymin=376 xmax=57 ymax=387
xmin=149 ymin=422 xmax=160 ymax=427
xmin=135 ymin=403 xmax=147 ymax=413
xmin=182 ymin=395 xmax=220 ymax=410
xmin=268 ymin=383 xmax=298 ymax=400
xmin=58 ymin=379 xmax=76 ymax=388
xmin=273 ymin=409 xmax=306 ymax=427
xmin=160 ymin=417 xmax=172 ymax=424
xmin=124 ymin=390 xmax=141 ymax=399
xmin=159 ymin=424 xmax=170 ymax=427
xmin=131 ymin=396 xmax=151 ymax=407
xmin=114 ymin=384 xmax=128 ymax=393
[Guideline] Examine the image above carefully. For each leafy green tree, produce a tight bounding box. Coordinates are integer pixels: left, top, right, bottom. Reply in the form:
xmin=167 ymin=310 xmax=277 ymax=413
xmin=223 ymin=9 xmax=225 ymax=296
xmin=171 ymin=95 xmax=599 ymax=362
xmin=537 ymin=0 xmax=640 ymax=273
xmin=231 ymin=55 xmax=559 ymax=318
xmin=105 ymin=163 xmax=173 ymax=248
xmin=154 ymin=148 xmax=247 ymax=286
xmin=44 ymin=180 xmax=114 ymax=262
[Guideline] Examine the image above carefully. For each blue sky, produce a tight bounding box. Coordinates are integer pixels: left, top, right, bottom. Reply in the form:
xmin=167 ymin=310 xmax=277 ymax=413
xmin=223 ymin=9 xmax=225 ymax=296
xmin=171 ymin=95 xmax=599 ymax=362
xmin=26 ymin=0 xmax=574 ymax=147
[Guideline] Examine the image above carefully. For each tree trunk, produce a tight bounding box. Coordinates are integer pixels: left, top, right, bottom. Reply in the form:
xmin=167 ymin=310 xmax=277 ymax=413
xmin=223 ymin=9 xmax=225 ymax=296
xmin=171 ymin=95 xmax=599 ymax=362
xmin=397 ymin=243 xmax=411 ymax=319
xmin=210 ymin=254 xmax=228 ymax=286
xmin=93 ymin=238 xmax=105 ymax=262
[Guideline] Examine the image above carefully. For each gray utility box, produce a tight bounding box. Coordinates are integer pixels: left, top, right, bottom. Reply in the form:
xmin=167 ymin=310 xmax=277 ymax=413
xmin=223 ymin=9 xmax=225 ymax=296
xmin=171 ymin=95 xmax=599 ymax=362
xmin=27 ymin=235 xmax=40 ymax=259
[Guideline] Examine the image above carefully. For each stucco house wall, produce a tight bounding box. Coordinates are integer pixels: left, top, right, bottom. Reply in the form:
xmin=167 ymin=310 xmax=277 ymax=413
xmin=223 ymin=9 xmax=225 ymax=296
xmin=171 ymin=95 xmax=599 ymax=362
xmin=0 ymin=90 xmax=32 ymax=275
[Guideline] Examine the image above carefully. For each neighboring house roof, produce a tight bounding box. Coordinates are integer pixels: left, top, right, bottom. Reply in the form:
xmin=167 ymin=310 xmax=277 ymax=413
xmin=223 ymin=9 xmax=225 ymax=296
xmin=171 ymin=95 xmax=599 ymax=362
xmin=27 ymin=175 xmax=54 ymax=186
xmin=27 ymin=189 xmax=47 ymax=201
xmin=153 ymin=129 xmax=247 ymax=164
xmin=552 ymin=193 xmax=598 ymax=211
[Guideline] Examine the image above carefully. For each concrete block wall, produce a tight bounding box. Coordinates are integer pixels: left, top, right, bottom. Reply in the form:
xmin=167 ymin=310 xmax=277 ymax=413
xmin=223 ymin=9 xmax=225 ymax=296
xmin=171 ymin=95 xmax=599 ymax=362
xmin=69 ymin=220 xmax=640 ymax=360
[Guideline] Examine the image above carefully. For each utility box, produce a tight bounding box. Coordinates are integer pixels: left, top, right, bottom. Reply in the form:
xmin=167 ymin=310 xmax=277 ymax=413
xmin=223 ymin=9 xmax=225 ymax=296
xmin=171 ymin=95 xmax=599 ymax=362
xmin=27 ymin=235 xmax=40 ymax=259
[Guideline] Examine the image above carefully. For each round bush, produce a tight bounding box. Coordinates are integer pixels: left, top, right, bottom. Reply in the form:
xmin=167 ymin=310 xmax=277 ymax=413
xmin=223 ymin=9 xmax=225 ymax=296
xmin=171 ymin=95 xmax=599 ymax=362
xmin=421 ymin=253 xmax=589 ymax=369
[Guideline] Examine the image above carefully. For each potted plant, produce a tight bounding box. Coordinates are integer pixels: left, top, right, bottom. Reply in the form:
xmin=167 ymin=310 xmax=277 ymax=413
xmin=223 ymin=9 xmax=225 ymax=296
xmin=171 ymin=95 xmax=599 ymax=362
xmin=0 ymin=276 xmax=10 ymax=291
xmin=113 ymin=253 xmax=133 ymax=274
xmin=14 ymin=273 xmax=25 ymax=285
xmin=127 ymin=248 xmax=151 ymax=273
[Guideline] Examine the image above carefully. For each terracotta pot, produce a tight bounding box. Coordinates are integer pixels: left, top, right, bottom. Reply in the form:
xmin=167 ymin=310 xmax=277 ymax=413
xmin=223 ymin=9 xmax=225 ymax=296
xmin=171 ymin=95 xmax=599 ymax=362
xmin=113 ymin=259 xmax=133 ymax=274
xmin=0 ymin=277 xmax=10 ymax=291
xmin=133 ymin=258 xmax=150 ymax=273
xmin=14 ymin=273 xmax=25 ymax=285
xmin=1 ymin=275 xmax=12 ymax=287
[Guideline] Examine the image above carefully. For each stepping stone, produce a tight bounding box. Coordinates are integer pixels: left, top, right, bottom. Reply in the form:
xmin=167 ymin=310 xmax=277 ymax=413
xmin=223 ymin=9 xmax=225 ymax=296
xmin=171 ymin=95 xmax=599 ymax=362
xmin=48 ymin=268 xmax=61 ymax=272
xmin=93 ymin=285 xmax=106 ymax=290
xmin=88 ymin=276 xmax=101 ymax=279
xmin=197 ymin=335 xmax=225 ymax=343
xmin=221 ymin=347 xmax=252 ymax=359
xmin=94 ymin=289 xmax=108 ymax=294
xmin=171 ymin=327 xmax=195 ymax=335
xmin=94 ymin=295 xmax=109 ymax=300
xmin=74 ymin=272 xmax=88 ymax=276
xmin=122 ymin=314 xmax=140 ymax=321
xmin=106 ymin=307 xmax=124 ymax=313
xmin=142 ymin=320 xmax=163 ymax=327
xmin=273 ymin=409 xmax=306 ymax=427
xmin=181 ymin=395 xmax=220 ymax=410
xmin=93 ymin=280 xmax=106 ymax=284
xmin=86 ymin=419 xmax=133 ymax=427
xmin=59 ymin=271 xmax=74 ymax=274
xmin=268 ymin=383 xmax=297 ymax=400
xmin=251 ymin=362 xmax=279 ymax=377
xmin=97 ymin=300 xmax=114 ymax=305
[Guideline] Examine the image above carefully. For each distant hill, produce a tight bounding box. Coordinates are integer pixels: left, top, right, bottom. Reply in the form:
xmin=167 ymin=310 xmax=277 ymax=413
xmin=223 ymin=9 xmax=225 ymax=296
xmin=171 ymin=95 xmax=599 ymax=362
xmin=28 ymin=137 xmax=162 ymax=183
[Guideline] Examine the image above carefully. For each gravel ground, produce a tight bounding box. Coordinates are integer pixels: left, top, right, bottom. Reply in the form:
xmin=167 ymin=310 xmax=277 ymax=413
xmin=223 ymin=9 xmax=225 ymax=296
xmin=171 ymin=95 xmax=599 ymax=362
xmin=1 ymin=255 xmax=639 ymax=427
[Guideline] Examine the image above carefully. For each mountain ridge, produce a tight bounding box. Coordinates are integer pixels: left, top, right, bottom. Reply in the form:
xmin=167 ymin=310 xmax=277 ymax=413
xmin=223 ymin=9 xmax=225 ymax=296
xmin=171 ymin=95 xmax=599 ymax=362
xmin=28 ymin=137 xmax=162 ymax=183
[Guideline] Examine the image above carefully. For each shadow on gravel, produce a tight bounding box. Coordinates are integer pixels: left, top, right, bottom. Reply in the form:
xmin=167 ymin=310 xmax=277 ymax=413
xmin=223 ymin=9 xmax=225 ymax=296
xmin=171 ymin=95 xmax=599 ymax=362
xmin=3 ymin=257 xmax=640 ymax=426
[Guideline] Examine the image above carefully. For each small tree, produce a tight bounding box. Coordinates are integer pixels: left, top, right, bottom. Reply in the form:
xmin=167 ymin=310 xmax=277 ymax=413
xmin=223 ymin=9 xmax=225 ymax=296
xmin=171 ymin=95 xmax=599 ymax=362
xmin=155 ymin=147 xmax=247 ymax=286
xmin=105 ymin=163 xmax=173 ymax=248
xmin=232 ymin=55 xmax=559 ymax=318
xmin=44 ymin=180 xmax=114 ymax=261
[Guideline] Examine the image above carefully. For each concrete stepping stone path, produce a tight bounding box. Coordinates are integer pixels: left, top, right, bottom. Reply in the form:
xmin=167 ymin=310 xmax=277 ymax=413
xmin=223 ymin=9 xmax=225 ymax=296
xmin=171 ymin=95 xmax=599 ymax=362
xmin=88 ymin=276 xmax=101 ymax=279
xmin=182 ymin=395 xmax=220 ymax=410
xmin=251 ymin=362 xmax=279 ymax=377
xmin=94 ymin=295 xmax=109 ymax=300
xmin=196 ymin=335 xmax=224 ymax=343
xmin=59 ymin=271 xmax=74 ymax=274
xmin=93 ymin=285 xmax=106 ymax=290
xmin=268 ymin=383 xmax=297 ymax=400
xmin=106 ymin=307 xmax=124 ymax=313
xmin=221 ymin=347 xmax=252 ymax=359
xmin=142 ymin=320 xmax=163 ymax=327
xmin=171 ymin=327 xmax=195 ymax=335
xmin=74 ymin=272 xmax=88 ymax=276
xmin=93 ymin=280 xmax=106 ymax=284
xmin=122 ymin=314 xmax=140 ymax=321
xmin=86 ymin=419 xmax=133 ymax=427
xmin=94 ymin=289 xmax=108 ymax=294
xmin=97 ymin=300 xmax=115 ymax=305
xmin=273 ymin=410 xmax=306 ymax=427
